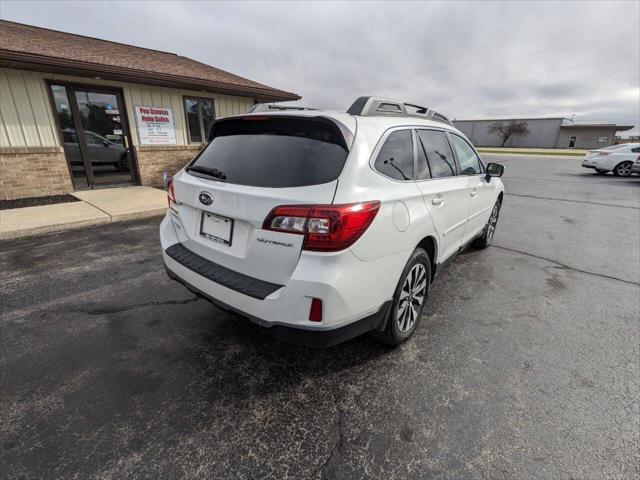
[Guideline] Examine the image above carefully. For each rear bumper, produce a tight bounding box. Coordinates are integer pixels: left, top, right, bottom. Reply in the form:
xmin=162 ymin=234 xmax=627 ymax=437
xmin=164 ymin=262 xmax=391 ymax=347
xmin=160 ymin=213 xmax=403 ymax=346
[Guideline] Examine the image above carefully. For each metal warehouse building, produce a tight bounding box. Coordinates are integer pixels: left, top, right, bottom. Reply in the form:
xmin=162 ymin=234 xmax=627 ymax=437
xmin=0 ymin=21 xmax=298 ymax=201
xmin=453 ymin=117 xmax=634 ymax=150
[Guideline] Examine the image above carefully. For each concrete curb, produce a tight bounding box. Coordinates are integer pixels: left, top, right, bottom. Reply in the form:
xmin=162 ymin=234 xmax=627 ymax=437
xmin=0 ymin=217 xmax=111 ymax=241
xmin=1 ymin=186 xmax=167 ymax=241
xmin=0 ymin=206 xmax=165 ymax=241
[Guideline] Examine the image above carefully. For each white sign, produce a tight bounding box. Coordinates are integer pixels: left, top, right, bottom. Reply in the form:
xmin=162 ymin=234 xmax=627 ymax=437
xmin=135 ymin=106 xmax=177 ymax=145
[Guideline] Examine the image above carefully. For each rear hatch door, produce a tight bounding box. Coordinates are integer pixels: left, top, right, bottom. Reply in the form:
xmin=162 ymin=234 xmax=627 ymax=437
xmin=170 ymin=115 xmax=350 ymax=286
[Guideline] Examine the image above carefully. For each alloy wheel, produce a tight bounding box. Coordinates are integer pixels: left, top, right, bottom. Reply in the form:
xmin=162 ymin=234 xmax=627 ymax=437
xmin=615 ymin=162 xmax=632 ymax=176
xmin=397 ymin=263 xmax=427 ymax=332
xmin=487 ymin=204 xmax=499 ymax=242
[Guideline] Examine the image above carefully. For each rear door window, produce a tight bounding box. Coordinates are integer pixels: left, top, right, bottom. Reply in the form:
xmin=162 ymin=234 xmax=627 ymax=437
xmin=416 ymin=130 xmax=456 ymax=178
xmin=373 ymin=130 xmax=414 ymax=180
xmin=188 ymin=116 xmax=349 ymax=188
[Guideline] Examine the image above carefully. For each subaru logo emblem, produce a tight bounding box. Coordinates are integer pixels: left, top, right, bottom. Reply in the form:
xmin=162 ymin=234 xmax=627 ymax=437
xmin=199 ymin=192 xmax=213 ymax=206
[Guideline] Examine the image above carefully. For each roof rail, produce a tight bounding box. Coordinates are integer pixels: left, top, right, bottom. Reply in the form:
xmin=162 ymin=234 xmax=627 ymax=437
xmin=249 ymin=103 xmax=316 ymax=113
xmin=346 ymin=96 xmax=453 ymax=126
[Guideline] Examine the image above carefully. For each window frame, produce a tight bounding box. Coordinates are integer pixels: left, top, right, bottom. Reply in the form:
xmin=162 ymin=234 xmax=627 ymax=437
xmin=183 ymin=96 xmax=216 ymax=144
xmin=446 ymin=131 xmax=486 ymax=176
xmin=369 ymin=126 xmax=486 ymax=183
xmin=370 ymin=127 xmax=415 ymax=182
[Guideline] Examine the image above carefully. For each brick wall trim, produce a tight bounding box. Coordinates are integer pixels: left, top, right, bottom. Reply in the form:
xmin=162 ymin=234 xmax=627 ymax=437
xmin=135 ymin=145 xmax=202 ymax=153
xmin=1 ymin=146 xmax=64 ymax=155
xmin=1 ymin=149 xmax=73 ymax=200
xmin=0 ymin=145 xmax=199 ymax=199
xmin=135 ymin=147 xmax=200 ymax=187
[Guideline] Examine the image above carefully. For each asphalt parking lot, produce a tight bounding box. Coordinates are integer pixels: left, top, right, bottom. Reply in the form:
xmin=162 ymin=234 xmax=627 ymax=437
xmin=1 ymin=155 xmax=639 ymax=479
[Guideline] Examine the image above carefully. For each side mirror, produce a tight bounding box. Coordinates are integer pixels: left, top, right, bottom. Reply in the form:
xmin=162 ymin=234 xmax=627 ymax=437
xmin=102 ymin=140 xmax=110 ymax=147
xmin=485 ymin=163 xmax=504 ymax=182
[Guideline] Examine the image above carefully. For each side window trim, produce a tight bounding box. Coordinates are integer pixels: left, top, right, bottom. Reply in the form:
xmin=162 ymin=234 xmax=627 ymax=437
xmin=446 ymin=131 xmax=484 ymax=176
xmin=370 ymin=127 xmax=415 ymax=182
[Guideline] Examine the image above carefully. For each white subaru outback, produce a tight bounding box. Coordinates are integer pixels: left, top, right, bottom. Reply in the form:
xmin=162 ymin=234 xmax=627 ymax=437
xmin=161 ymin=97 xmax=505 ymax=347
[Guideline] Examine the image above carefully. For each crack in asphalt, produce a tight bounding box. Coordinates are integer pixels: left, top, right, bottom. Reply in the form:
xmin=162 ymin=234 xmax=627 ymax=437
xmin=505 ymin=192 xmax=640 ymax=210
xmin=68 ymin=296 xmax=201 ymax=315
xmin=318 ymin=396 xmax=345 ymax=479
xmin=492 ymin=245 xmax=640 ymax=287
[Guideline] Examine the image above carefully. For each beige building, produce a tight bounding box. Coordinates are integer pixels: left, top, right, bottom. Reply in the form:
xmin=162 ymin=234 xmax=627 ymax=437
xmin=0 ymin=21 xmax=299 ymax=200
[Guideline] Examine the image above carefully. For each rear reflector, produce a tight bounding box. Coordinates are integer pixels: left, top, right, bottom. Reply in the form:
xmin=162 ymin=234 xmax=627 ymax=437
xmin=309 ymin=298 xmax=323 ymax=322
xmin=263 ymin=201 xmax=381 ymax=252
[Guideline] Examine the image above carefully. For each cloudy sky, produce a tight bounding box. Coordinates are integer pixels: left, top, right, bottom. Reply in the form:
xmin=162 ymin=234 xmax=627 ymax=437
xmin=2 ymin=0 xmax=639 ymax=136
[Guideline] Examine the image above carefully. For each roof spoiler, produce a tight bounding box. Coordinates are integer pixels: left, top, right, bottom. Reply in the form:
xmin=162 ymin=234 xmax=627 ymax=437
xmin=249 ymin=103 xmax=316 ymax=113
xmin=346 ymin=96 xmax=453 ymax=126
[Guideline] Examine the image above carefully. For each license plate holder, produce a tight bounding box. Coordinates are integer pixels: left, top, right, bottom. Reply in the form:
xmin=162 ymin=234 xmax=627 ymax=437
xmin=200 ymin=211 xmax=234 ymax=246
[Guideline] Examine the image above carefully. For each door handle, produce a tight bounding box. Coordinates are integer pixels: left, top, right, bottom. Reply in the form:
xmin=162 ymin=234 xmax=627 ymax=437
xmin=470 ymin=189 xmax=478 ymax=198
xmin=432 ymin=196 xmax=445 ymax=206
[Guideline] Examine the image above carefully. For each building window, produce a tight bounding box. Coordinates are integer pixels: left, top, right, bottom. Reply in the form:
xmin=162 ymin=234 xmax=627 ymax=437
xmin=183 ymin=97 xmax=215 ymax=144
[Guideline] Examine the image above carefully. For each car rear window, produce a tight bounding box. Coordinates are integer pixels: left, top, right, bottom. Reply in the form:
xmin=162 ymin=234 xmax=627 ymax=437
xmin=188 ymin=116 xmax=349 ymax=188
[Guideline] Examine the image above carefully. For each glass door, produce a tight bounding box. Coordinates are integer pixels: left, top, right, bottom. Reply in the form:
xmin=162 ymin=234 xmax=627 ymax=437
xmin=49 ymin=84 xmax=136 ymax=188
xmin=50 ymin=85 xmax=90 ymax=188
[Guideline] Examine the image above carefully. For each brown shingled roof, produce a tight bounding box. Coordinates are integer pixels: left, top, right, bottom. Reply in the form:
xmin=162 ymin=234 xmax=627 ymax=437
xmin=0 ymin=20 xmax=300 ymax=101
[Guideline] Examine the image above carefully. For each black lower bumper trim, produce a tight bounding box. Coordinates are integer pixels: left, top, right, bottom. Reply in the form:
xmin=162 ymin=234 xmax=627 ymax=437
xmin=165 ymin=263 xmax=391 ymax=348
xmin=267 ymin=301 xmax=391 ymax=348
xmin=165 ymin=243 xmax=282 ymax=300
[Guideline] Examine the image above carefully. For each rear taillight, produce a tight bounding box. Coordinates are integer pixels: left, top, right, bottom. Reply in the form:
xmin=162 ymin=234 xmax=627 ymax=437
xmin=167 ymin=178 xmax=176 ymax=206
xmin=597 ymin=152 xmax=610 ymax=157
xmin=263 ymin=201 xmax=381 ymax=252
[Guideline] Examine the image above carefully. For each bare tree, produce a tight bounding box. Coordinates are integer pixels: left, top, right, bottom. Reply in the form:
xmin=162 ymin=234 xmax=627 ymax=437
xmin=487 ymin=121 xmax=530 ymax=147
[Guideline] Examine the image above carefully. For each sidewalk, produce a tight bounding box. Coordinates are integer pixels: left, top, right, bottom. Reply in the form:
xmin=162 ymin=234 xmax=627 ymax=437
xmin=477 ymin=147 xmax=587 ymax=157
xmin=0 ymin=186 xmax=167 ymax=240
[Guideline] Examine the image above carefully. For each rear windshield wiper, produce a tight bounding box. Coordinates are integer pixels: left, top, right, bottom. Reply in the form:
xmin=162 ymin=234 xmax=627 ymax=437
xmin=187 ymin=165 xmax=227 ymax=181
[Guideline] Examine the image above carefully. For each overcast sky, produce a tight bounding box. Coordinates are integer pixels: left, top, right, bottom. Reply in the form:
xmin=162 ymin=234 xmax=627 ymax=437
xmin=2 ymin=0 xmax=639 ymax=136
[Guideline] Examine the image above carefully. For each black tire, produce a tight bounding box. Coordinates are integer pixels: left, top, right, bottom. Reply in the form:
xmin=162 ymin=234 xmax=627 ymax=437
xmin=473 ymin=199 xmax=502 ymax=249
xmin=613 ymin=161 xmax=633 ymax=177
xmin=595 ymin=169 xmax=608 ymax=175
xmin=118 ymin=154 xmax=129 ymax=172
xmin=371 ymin=248 xmax=431 ymax=347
